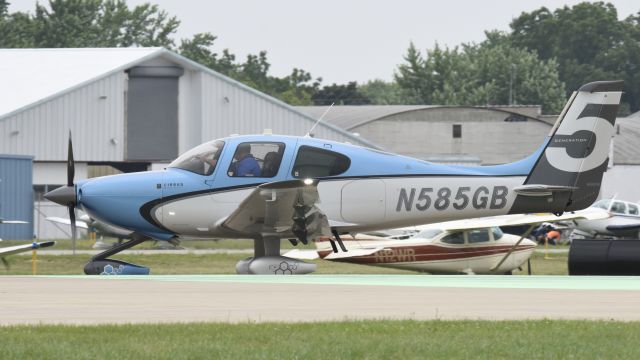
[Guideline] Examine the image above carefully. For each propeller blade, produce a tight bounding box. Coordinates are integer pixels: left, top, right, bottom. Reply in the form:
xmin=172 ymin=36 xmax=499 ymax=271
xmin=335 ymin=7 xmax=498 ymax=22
xmin=67 ymin=131 xmax=75 ymax=187
xmin=69 ymin=205 xmax=77 ymax=246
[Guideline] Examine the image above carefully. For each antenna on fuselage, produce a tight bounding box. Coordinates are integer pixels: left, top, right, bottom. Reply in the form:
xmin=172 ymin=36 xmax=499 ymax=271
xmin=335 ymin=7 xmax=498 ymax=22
xmin=305 ymin=102 xmax=334 ymax=138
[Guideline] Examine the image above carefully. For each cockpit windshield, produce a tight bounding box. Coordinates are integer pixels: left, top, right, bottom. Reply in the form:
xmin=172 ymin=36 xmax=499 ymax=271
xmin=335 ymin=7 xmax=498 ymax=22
xmin=169 ymin=140 xmax=225 ymax=175
xmin=414 ymin=228 xmax=443 ymax=240
xmin=592 ymin=199 xmax=611 ymax=210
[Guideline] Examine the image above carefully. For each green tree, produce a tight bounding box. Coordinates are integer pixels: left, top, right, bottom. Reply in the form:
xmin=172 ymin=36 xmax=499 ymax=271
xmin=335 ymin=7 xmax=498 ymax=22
xmin=178 ymin=33 xmax=238 ymax=76
xmin=178 ymin=33 xmax=319 ymax=104
xmin=394 ymin=42 xmax=429 ymax=103
xmin=509 ymin=2 xmax=640 ymax=112
xmin=312 ymin=82 xmax=371 ymax=105
xmin=359 ymin=79 xmax=415 ymax=105
xmin=0 ymin=0 xmax=180 ymax=48
xmin=395 ymin=37 xmax=566 ymax=113
xmin=0 ymin=0 xmax=8 ymax=17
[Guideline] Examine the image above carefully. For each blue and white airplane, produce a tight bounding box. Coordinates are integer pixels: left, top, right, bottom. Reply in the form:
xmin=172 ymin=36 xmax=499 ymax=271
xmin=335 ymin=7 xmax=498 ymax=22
xmin=45 ymin=81 xmax=623 ymax=275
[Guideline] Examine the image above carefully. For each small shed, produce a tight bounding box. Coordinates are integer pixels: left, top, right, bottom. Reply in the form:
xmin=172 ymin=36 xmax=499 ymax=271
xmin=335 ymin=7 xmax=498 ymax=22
xmin=0 ymin=154 xmax=33 ymax=240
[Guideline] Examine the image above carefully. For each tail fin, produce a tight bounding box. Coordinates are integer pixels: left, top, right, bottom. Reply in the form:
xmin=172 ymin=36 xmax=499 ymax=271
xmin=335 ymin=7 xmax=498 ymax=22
xmin=511 ymin=80 xmax=623 ymax=213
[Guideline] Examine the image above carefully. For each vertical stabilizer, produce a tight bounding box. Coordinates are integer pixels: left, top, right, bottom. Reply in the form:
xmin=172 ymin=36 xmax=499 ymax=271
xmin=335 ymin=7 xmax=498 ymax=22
xmin=510 ymin=80 xmax=623 ymax=213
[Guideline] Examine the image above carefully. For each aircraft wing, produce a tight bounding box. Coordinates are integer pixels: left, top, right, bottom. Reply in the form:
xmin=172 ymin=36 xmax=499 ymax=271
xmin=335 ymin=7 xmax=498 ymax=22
xmin=282 ymin=249 xmax=320 ymax=260
xmin=0 ymin=241 xmax=56 ymax=258
xmin=45 ymin=217 xmax=89 ymax=229
xmin=324 ymin=247 xmax=384 ymax=259
xmin=419 ymin=208 xmax=611 ymax=232
xmin=219 ymin=179 xmax=331 ymax=240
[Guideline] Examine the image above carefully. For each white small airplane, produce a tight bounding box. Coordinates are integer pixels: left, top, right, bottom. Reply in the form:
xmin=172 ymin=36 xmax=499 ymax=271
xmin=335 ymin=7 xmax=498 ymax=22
xmin=43 ymin=80 xmax=623 ymax=275
xmin=46 ymin=214 xmax=133 ymax=240
xmin=0 ymin=218 xmax=29 ymax=241
xmin=46 ymin=214 xmax=136 ymax=247
xmin=0 ymin=218 xmax=28 ymax=225
xmin=572 ymin=198 xmax=640 ymax=239
xmin=46 ymin=215 xmax=179 ymax=249
xmin=285 ymin=210 xmax=608 ymax=274
xmin=0 ymin=241 xmax=56 ymax=268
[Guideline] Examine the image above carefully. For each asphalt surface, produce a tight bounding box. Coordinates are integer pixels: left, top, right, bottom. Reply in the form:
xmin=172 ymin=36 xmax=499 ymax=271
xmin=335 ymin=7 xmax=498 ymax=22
xmin=1 ymin=275 xmax=638 ymax=325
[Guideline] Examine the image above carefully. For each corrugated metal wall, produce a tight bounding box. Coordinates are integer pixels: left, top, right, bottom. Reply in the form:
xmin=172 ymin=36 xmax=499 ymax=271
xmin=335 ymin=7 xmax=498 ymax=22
xmin=199 ymin=72 xmax=364 ymax=144
xmin=353 ymin=108 xmax=552 ymax=164
xmin=0 ymin=67 xmax=366 ymax=163
xmin=0 ymin=73 xmax=125 ymax=161
xmin=0 ymin=155 xmax=33 ymax=240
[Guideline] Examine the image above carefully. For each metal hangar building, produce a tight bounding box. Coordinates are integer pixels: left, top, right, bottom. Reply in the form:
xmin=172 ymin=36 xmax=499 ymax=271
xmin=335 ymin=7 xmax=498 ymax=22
xmin=296 ymin=105 xmax=556 ymax=165
xmin=0 ymin=48 xmax=376 ymax=188
xmin=0 ymin=48 xmax=375 ymax=238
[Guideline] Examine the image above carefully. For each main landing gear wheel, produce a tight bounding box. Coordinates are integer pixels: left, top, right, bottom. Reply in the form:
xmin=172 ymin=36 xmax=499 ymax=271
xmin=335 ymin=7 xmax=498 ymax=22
xmin=236 ymin=236 xmax=316 ymax=275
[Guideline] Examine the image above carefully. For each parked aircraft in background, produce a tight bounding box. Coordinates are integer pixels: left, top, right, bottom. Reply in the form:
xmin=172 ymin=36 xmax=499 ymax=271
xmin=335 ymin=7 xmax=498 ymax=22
xmin=47 ymin=214 xmax=134 ymax=248
xmin=572 ymin=198 xmax=640 ymax=239
xmin=0 ymin=218 xmax=29 ymax=241
xmin=46 ymin=215 xmax=178 ymax=249
xmin=0 ymin=218 xmax=28 ymax=225
xmin=44 ymin=81 xmax=623 ymax=275
xmin=0 ymin=241 xmax=55 ymax=268
xmin=285 ymin=210 xmax=608 ymax=274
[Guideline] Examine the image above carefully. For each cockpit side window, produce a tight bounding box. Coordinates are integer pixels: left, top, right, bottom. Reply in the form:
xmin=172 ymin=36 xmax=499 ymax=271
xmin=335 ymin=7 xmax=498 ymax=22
xmin=441 ymin=232 xmax=464 ymax=244
xmin=611 ymin=201 xmax=627 ymax=214
xmin=168 ymin=140 xmax=224 ymax=176
xmin=628 ymin=203 xmax=639 ymax=215
xmin=468 ymin=229 xmax=490 ymax=243
xmin=292 ymin=145 xmax=351 ymax=178
xmin=227 ymin=142 xmax=285 ymax=178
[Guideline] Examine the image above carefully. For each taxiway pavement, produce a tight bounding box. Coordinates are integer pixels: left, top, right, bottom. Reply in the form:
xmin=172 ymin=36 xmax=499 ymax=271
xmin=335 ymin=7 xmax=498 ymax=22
xmin=1 ymin=275 xmax=639 ymax=325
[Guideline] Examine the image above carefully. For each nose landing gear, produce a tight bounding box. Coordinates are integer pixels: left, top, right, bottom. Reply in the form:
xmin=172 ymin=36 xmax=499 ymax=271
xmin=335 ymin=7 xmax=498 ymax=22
xmin=83 ymin=234 xmax=151 ymax=275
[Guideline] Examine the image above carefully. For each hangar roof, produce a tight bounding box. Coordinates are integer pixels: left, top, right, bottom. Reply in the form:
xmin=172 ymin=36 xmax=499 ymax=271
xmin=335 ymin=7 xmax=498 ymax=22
xmin=0 ymin=47 xmax=376 ymax=148
xmin=613 ymin=116 xmax=640 ymax=165
xmin=295 ymin=105 xmax=545 ymax=130
xmin=295 ymin=105 xmax=434 ymax=130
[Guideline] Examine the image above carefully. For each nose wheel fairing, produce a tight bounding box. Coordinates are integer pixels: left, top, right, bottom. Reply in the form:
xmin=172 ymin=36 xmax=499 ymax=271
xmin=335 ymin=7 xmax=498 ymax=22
xmin=84 ymin=234 xmax=151 ymax=275
xmin=84 ymin=259 xmax=150 ymax=275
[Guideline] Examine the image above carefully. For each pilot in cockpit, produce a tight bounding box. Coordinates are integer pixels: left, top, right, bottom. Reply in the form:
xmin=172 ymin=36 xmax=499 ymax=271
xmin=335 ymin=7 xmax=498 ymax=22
xmin=196 ymin=151 xmax=218 ymax=174
xmin=230 ymin=143 xmax=261 ymax=177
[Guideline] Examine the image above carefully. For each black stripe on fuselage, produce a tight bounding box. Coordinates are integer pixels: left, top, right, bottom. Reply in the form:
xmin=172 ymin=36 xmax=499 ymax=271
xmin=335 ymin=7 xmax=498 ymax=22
xmin=138 ymin=173 xmax=527 ymax=230
xmin=139 ymin=183 xmax=261 ymax=232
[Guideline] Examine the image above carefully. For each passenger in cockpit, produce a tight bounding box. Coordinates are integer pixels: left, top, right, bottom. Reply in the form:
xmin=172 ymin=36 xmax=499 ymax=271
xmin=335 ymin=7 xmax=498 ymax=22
xmin=230 ymin=143 xmax=261 ymax=177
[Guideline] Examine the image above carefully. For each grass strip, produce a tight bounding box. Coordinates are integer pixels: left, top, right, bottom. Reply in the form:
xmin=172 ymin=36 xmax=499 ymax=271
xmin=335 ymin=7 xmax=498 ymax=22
xmin=1 ymin=320 xmax=638 ymax=359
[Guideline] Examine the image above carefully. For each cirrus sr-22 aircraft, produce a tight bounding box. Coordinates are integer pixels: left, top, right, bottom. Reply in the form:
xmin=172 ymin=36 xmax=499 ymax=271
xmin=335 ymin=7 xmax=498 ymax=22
xmin=45 ymin=81 xmax=623 ymax=275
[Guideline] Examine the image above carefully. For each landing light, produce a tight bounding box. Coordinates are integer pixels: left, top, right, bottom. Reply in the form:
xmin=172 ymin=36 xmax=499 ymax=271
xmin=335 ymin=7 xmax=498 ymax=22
xmin=303 ymin=178 xmax=313 ymax=186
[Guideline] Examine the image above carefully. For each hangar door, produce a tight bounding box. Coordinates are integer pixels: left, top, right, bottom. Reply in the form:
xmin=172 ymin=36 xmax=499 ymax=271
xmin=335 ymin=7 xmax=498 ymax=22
xmin=126 ymin=66 xmax=184 ymax=161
